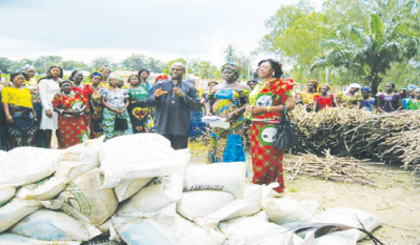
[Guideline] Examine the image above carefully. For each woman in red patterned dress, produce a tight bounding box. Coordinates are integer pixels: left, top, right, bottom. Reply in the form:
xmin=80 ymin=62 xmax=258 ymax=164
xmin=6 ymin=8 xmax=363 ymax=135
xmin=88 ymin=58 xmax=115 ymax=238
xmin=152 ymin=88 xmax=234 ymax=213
xmin=52 ymin=80 xmax=89 ymax=149
xmin=245 ymin=59 xmax=295 ymax=193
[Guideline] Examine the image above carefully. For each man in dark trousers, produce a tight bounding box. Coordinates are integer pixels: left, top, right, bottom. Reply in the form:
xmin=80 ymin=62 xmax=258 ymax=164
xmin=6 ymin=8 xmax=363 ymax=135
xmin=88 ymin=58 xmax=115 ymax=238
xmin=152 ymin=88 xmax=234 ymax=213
xmin=149 ymin=63 xmax=201 ymax=149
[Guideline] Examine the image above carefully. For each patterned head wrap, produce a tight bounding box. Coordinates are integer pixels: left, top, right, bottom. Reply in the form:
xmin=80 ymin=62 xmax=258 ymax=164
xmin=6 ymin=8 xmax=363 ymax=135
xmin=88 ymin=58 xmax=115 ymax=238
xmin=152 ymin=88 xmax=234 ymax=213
xmin=221 ymin=61 xmax=242 ymax=78
xmin=90 ymin=71 xmax=102 ymax=79
xmin=59 ymin=80 xmax=72 ymax=87
xmin=320 ymin=84 xmax=330 ymax=91
xmin=361 ymin=86 xmax=371 ymax=93
xmin=155 ymin=75 xmax=168 ymax=82
xmin=21 ymin=64 xmax=35 ymax=71
xmin=407 ymin=84 xmax=418 ymax=91
xmin=107 ymin=75 xmax=119 ymax=82
xmin=344 ymin=82 xmax=362 ymax=94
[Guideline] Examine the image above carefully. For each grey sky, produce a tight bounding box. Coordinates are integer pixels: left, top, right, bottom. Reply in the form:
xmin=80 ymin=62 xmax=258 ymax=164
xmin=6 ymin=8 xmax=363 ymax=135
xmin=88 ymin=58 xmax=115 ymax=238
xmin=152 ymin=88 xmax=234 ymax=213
xmin=1 ymin=0 xmax=324 ymax=66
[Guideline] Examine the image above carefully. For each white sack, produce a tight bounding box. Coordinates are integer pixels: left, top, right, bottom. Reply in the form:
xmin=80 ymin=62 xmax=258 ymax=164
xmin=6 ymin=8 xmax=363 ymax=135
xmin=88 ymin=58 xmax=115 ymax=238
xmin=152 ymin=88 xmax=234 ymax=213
xmin=0 ymin=233 xmax=81 ymax=245
xmin=0 ymin=186 xmax=16 ymax=206
xmin=263 ymin=197 xmax=316 ymax=225
xmin=114 ymin=178 xmax=152 ymax=202
xmin=55 ymin=137 xmax=103 ymax=181
xmin=0 ymin=150 xmax=8 ymax=162
xmin=218 ymin=214 xmax=303 ymax=245
xmin=117 ymin=173 xmax=184 ymax=218
xmin=0 ymin=198 xmax=41 ymax=233
xmin=224 ymin=183 xmax=264 ymax=220
xmin=183 ymin=162 xmax=246 ymax=198
xmin=315 ymin=233 xmax=357 ymax=245
xmin=0 ymin=147 xmax=62 ymax=186
xmin=314 ymin=207 xmax=383 ymax=241
xmin=100 ymin=134 xmax=189 ymax=188
xmin=16 ymin=176 xmax=67 ymax=201
xmin=10 ymin=209 xmax=101 ymax=242
xmin=177 ymin=190 xmax=235 ymax=221
xmin=57 ymin=169 xmax=118 ymax=225
xmin=114 ymin=213 xmax=225 ymax=245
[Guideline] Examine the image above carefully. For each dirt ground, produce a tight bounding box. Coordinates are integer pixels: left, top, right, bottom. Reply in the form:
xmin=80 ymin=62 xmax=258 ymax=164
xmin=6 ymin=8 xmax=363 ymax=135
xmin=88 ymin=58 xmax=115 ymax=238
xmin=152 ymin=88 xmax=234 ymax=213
xmin=189 ymin=141 xmax=420 ymax=245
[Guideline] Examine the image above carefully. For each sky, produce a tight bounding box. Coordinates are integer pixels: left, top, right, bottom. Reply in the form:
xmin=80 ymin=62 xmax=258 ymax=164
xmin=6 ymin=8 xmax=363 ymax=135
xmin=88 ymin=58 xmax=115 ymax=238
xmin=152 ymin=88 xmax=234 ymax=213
xmin=0 ymin=0 xmax=325 ymax=67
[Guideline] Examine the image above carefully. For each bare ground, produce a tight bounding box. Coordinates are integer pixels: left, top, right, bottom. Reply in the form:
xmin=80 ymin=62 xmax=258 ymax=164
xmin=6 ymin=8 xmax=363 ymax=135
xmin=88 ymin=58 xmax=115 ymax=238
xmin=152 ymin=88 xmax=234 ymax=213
xmin=189 ymin=140 xmax=420 ymax=245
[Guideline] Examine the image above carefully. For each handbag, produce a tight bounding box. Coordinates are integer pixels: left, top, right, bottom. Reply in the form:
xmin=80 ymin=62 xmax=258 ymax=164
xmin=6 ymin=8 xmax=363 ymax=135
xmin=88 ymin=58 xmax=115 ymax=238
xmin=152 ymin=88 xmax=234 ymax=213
xmin=274 ymin=105 xmax=297 ymax=150
xmin=114 ymin=117 xmax=128 ymax=131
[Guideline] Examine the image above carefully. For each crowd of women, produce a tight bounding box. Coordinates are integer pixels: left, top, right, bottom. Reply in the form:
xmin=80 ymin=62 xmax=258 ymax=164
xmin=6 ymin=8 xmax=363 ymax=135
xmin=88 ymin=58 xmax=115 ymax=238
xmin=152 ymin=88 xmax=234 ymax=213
xmin=295 ymin=80 xmax=420 ymax=113
xmin=1 ymin=59 xmax=419 ymax=194
xmin=0 ymin=66 xmax=155 ymax=151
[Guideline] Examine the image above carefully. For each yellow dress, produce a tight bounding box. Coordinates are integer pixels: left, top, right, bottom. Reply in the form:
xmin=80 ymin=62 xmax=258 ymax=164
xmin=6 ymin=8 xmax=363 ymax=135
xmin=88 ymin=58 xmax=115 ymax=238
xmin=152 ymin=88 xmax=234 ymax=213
xmin=1 ymin=87 xmax=33 ymax=108
xmin=300 ymin=91 xmax=318 ymax=104
xmin=337 ymin=92 xmax=362 ymax=107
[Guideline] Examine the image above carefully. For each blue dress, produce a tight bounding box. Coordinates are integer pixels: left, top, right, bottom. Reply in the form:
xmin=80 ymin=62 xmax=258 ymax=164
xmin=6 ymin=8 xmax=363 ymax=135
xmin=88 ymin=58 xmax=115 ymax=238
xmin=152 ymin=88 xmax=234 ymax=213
xmin=360 ymin=98 xmax=377 ymax=111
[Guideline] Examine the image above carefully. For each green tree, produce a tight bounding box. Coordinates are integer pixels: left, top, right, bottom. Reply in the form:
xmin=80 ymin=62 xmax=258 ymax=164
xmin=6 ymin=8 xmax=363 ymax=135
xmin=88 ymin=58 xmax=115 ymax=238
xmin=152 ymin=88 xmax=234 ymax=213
xmin=312 ymin=8 xmax=420 ymax=94
xmin=223 ymin=44 xmax=238 ymax=62
xmin=145 ymin=57 xmax=164 ymax=73
xmin=162 ymin=58 xmax=192 ymax=74
xmin=0 ymin=57 xmax=13 ymax=73
xmin=61 ymin=60 xmax=90 ymax=71
xmin=259 ymin=1 xmax=335 ymax=83
xmin=91 ymin=57 xmax=114 ymax=71
xmin=120 ymin=54 xmax=147 ymax=71
xmin=33 ymin=56 xmax=63 ymax=74
xmin=196 ymin=61 xmax=219 ymax=79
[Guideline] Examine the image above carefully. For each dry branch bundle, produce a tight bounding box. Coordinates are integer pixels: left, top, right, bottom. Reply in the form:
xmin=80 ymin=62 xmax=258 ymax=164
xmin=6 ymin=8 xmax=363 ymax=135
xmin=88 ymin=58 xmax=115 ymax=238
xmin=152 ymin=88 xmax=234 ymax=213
xmin=290 ymin=106 xmax=420 ymax=166
xmin=283 ymin=150 xmax=376 ymax=185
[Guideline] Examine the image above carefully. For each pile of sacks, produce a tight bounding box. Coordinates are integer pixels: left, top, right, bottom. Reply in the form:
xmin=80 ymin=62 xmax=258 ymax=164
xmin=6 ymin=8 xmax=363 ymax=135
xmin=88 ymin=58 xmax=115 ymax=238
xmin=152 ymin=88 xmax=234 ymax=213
xmin=0 ymin=134 xmax=383 ymax=245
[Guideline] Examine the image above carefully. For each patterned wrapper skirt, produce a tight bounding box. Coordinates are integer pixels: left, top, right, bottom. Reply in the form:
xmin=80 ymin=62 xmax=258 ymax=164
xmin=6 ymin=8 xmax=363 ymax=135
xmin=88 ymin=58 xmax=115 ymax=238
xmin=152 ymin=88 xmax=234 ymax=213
xmin=103 ymin=107 xmax=133 ymax=141
xmin=128 ymin=101 xmax=154 ymax=133
xmin=6 ymin=105 xmax=38 ymax=149
xmin=250 ymin=120 xmax=284 ymax=193
xmin=90 ymin=107 xmax=104 ymax=139
xmin=57 ymin=114 xmax=89 ymax=149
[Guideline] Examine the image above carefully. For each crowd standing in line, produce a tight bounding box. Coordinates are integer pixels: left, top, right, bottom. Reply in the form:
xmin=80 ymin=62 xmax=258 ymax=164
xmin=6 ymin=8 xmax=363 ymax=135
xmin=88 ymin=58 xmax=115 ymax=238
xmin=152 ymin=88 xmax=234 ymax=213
xmin=1 ymin=59 xmax=419 ymax=193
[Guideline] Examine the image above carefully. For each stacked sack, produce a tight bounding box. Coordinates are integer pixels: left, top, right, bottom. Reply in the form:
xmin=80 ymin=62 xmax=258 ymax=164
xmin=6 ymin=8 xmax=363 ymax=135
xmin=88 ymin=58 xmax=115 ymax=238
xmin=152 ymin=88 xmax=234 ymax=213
xmin=0 ymin=133 xmax=384 ymax=245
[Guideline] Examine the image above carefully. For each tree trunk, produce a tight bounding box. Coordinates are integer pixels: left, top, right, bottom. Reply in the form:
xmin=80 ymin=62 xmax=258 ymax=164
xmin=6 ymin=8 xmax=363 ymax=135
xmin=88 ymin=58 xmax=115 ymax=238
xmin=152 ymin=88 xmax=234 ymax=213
xmin=370 ymin=73 xmax=382 ymax=98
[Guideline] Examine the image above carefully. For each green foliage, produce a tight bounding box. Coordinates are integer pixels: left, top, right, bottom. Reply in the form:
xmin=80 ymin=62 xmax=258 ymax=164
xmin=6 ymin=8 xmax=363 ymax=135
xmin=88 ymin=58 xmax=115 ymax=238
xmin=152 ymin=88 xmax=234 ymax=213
xmin=120 ymin=54 xmax=146 ymax=71
xmin=259 ymin=1 xmax=335 ymax=83
xmin=222 ymin=44 xmax=255 ymax=80
xmin=91 ymin=57 xmax=116 ymax=71
xmin=61 ymin=60 xmax=90 ymax=71
xmin=259 ymin=0 xmax=420 ymax=93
